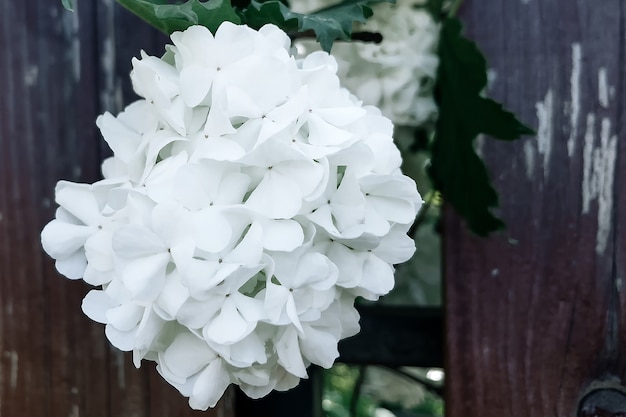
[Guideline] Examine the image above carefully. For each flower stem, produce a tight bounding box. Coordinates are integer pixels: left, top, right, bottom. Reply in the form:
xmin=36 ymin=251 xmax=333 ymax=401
xmin=447 ymin=0 xmax=464 ymax=17
xmin=349 ymin=366 xmax=367 ymax=417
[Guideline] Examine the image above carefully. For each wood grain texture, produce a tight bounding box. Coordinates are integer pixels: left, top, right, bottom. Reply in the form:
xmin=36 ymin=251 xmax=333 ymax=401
xmin=445 ymin=1 xmax=626 ymax=416
xmin=0 ymin=2 xmax=233 ymax=416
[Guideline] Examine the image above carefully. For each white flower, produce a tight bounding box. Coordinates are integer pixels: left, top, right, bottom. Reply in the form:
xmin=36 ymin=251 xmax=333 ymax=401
xmin=41 ymin=22 xmax=421 ymax=410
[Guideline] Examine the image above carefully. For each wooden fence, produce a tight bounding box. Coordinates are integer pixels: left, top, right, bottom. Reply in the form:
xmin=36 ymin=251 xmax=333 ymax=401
xmin=1 ymin=2 xmax=233 ymax=416
xmin=1 ymin=0 xmax=625 ymax=416
xmin=447 ymin=1 xmax=626 ymax=416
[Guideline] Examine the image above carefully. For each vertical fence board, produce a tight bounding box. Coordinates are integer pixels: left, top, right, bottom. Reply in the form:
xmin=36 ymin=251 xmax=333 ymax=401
xmin=0 ymin=2 xmax=234 ymax=416
xmin=446 ymin=1 xmax=626 ymax=417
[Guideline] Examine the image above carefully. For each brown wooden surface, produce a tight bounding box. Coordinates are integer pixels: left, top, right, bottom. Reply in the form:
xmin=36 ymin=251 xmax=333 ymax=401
xmin=0 ymin=2 xmax=233 ymax=416
xmin=446 ymin=1 xmax=626 ymax=416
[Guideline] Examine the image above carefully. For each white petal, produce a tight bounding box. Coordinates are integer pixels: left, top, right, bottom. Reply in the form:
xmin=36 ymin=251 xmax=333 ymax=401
xmin=173 ymin=164 xmax=213 ymax=209
xmin=224 ymin=222 xmax=263 ymax=265
xmin=55 ymin=250 xmax=87 ymax=279
xmin=121 ymin=253 xmax=170 ymax=302
xmin=155 ymin=274 xmax=190 ymax=319
xmin=193 ymin=209 xmax=232 ymax=253
xmin=325 ymin=242 xmax=364 ymax=288
xmin=83 ymin=266 xmax=114 ymax=286
xmin=41 ymin=220 xmax=94 ymax=259
xmin=358 ymin=253 xmax=395 ymax=299
xmin=176 ymin=297 xmax=220 ymax=329
xmin=189 ymin=359 xmax=231 ymax=410
xmin=274 ymin=159 xmax=325 ymax=198
xmin=55 ymin=181 xmax=101 ymax=225
xmin=96 ymin=112 xmax=142 ymax=162
xmin=106 ymin=303 xmax=144 ymax=332
xmin=293 ymin=252 xmax=337 ymax=290
xmin=245 ymin=171 xmax=301 ymax=219
xmin=84 ymin=229 xmax=114 ymax=271
xmin=163 ymin=332 xmax=216 ymax=379
xmin=205 ymin=103 xmax=236 ymax=136
xmin=204 ymin=298 xmax=252 ymax=344
xmin=112 ymin=225 xmax=165 ymax=259
xmin=81 ymin=290 xmax=117 ymax=324
xmin=217 ymin=331 xmax=267 ymax=367
xmin=235 ymin=366 xmax=270 ymax=387
xmin=367 ymin=195 xmax=417 ymax=224
xmin=276 ymin=327 xmax=307 ymax=378
xmin=144 ymin=152 xmax=188 ymax=203
xmin=134 ymin=307 xmax=166 ymax=353
xmin=374 ymin=226 xmax=416 ymax=264
xmin=300 ymin=325 xmax=340 ymax=368
xmin=215 ymin=173 xmax=250 ymax=204
xmin=307 ymin=113 xmax=353 ymax=147
xmin=180 ymin=65 xmax=214 ymax=107
xmin=233 ymin=292 xmax=264 ymax=324
xmin=260 ymin=219 xmax=304 ymax=251
xmin=225 ymin=85 xmax=262 ymax=118
xmin=311 ymin=107 xmax=366 ymax=127
xmin=191 ymin=137 xmax=246 ymax=162
xmin=105 ymin=325 xmax=135 ymax=351
xmin=307 ymin=205 xmax=341 ymax=236
xmin=183 ymin=258 xmax=231 ymax=294
xmin=263 ymin=281 xmax=290 ymax=323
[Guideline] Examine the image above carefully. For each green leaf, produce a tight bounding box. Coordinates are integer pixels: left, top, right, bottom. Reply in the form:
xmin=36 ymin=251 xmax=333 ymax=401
xmin=242 ymin=0 xmax=392 ymax=52
xmin=115 ymin=0 xmax=389 ymax=51
xmin=115 ymin=0 xmax=241 ymax=35
xmin=429 ymin=17 xmax=534 ymax=236
xmin=241 ymin=1 xmax=299 ymax=33
xmin=61 ymin=0 xmax=74 ymax=11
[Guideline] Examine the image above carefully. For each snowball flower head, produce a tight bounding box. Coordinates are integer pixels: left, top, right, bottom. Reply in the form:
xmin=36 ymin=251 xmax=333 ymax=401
xmin=41 ymin=22 xmax=421 ymax=410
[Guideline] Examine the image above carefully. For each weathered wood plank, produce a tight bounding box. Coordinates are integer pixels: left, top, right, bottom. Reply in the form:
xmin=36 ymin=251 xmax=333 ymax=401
xmin=445 ymin=1 xmax=626 ymax=416
xmin=0 ymin=2 xmax=233 ymax=416
xmin=2 ymin=2 xmax=107 ymax=417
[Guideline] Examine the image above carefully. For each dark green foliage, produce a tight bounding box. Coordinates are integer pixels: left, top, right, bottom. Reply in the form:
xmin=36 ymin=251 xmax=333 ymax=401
xmin=115 ymin=0 xmax=242 ymax=34
xmin=113 ymin=0 xmax=391 ymax=52
xmin=429 ymin=17 xmax=534 ymax=236
xmin=244 ymin=0 xmax=388 ymax=51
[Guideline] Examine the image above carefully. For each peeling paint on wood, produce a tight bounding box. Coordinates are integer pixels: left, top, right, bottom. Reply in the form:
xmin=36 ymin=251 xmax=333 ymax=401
xmin=582 ymin=114 xmax=618 ymax=253
xmin=567 ymin=43 xmax=581 ymax=157
xmin=598 ymin=67 xmax=610 ymax=109
xmin=594 ymin=118 xmax=616 ymax=254
xmin=535 ymin=89 xmax=553 ymax=178
xmin=582 ymin=113 xmax=596 ymax=214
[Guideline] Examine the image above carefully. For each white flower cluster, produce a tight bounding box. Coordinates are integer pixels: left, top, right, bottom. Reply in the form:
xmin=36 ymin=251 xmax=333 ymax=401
xmin=295 ymin=0 xmax=440 ymax=126
xmin=41 ymin=22 xmax=421 ymax=410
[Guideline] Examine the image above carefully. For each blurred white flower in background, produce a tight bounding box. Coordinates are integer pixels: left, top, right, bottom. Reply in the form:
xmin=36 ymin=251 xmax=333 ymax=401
xmin=41 ymin=22 xmax=421 ymax=410
xmin=293 ymin=0 xmax=440 ymax=126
